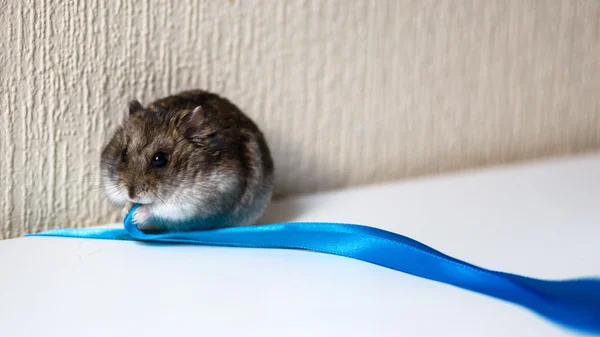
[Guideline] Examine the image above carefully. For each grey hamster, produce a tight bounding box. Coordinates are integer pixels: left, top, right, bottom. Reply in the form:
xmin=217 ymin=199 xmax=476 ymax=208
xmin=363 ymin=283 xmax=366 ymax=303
xmin=100 ymin=89 xmax=275 ymax=232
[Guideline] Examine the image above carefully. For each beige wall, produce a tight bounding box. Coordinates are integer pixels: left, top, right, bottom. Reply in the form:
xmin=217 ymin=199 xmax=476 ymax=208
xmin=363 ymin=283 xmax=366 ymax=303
xmin=1 ymin=0 xmax=600 ymax=239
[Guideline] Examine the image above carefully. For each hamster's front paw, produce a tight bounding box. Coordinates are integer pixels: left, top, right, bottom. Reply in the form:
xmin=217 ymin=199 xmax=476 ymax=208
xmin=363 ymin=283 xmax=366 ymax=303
xmin=132 ymin=205 xmax=152 ymax=225
xmin=121 ymin=202 xmax=135 ymax=220
xmin=132 ymin=206 xmax=163 ymax=232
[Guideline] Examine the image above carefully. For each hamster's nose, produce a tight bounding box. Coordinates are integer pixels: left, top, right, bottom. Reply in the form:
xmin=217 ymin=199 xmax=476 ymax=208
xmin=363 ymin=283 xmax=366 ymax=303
xmin=127 ymin=186 xmax=136 ymax=200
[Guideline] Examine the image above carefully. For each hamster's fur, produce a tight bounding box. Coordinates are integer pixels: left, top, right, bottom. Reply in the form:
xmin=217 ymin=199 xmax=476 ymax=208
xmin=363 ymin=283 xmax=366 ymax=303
xmin=100 ymin=90 xmax=274 ymax=232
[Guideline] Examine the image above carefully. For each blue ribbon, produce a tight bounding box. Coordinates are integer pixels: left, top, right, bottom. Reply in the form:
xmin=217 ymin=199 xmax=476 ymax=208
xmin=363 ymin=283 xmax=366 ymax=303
xmin=27 ymin=204 xmax=600 ymax=334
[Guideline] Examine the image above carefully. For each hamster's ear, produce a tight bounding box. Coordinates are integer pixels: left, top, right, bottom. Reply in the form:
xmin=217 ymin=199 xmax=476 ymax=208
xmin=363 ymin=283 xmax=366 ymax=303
xmin=128 ymin=100 xmax=144 ymax=116
xmin=122 ymin=99 xmax=144 ymax=123
xmin=178 ymin=106 xmax=205 ymax=137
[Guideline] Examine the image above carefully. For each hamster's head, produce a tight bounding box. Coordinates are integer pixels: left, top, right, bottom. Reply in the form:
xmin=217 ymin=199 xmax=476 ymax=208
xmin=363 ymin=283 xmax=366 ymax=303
xmin=100 ymin=100 xmax=225 ymax=207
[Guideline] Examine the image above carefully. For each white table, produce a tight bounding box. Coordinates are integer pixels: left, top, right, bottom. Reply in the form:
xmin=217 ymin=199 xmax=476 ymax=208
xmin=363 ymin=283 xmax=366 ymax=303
xmin=1 ymin=152 xmax=599 ymax=337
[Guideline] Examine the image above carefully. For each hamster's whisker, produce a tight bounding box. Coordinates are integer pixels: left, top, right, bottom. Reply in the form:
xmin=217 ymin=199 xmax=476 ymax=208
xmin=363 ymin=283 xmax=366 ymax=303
xmin=153 ymin=193 xmax=169 ymax=205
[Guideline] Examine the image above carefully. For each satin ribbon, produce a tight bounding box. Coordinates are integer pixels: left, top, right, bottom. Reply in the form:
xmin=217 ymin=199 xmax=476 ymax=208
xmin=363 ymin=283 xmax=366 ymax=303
xmin=27 ymin=204 xmax=600 ymax=335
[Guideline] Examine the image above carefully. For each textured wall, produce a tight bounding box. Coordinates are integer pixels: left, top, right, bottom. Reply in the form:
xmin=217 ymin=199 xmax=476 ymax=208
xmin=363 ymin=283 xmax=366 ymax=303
xmin=1 ymin=0 xmax=600 ymax=239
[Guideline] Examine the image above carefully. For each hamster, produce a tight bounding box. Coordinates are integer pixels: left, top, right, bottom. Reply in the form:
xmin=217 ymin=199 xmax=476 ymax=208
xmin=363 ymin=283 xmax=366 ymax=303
xmin=100 ymin=89 xmax=275 ymax=232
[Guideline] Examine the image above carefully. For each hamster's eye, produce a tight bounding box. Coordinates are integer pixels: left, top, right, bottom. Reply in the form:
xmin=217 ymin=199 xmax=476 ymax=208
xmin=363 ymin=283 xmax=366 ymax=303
xmin=120 ymin=149 xmax=128 ymax=163
xmin=151 ymin=152 xmax=168 ymax=168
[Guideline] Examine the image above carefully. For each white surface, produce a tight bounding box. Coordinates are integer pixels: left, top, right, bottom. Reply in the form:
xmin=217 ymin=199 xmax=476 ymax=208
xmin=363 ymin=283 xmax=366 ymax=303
xmin=1 ymin=152 xmax=600 ymax=337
